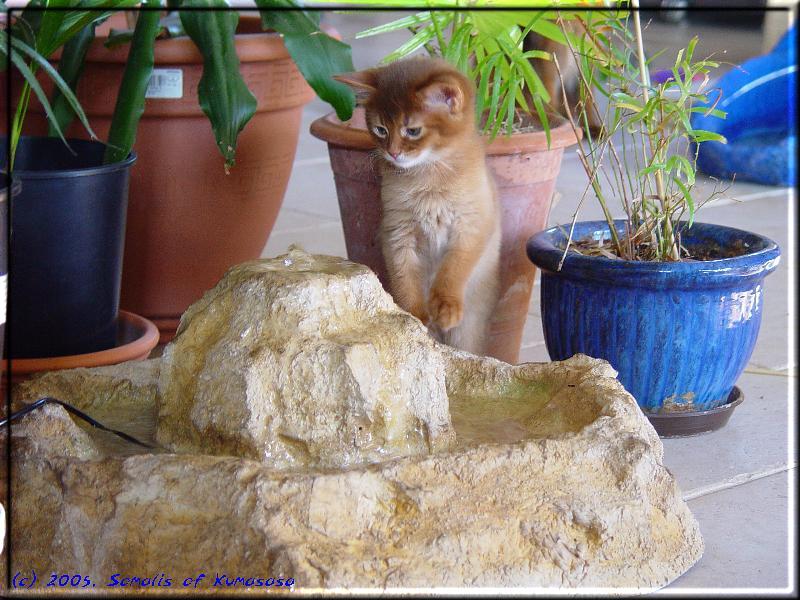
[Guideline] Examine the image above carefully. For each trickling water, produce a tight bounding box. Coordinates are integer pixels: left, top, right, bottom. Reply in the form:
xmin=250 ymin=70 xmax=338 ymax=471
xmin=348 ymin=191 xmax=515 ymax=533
xmin=81 ymin=406 xmax=163 ymax=457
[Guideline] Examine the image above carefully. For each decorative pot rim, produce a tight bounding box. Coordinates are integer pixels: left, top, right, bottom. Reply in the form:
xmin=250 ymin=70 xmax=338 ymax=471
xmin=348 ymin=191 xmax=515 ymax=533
xmin=3 ymin=136 xmax=136 ymax=179
xmin=84 ymin=15 xmax=287 ymax=64
xmin=3 ymin=310 xmax=159 ymax=374
xmin=309 ymin=107 xmax=580 ymax=154
xmin=527 ymin=219 xmax=781 ymax=289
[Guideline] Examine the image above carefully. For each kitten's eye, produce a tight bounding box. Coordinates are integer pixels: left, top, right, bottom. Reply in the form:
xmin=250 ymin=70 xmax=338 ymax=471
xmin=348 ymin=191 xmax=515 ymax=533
xmin=404 ymin=127 xmax=422 ymax=139
xmin=373 ymin=125 xmax=388 ymax=138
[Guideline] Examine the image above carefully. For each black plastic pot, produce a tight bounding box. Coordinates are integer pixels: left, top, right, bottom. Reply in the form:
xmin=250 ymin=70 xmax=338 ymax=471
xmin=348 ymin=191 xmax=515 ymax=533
xmin=1 ymin=137 xmax=136 ymax=359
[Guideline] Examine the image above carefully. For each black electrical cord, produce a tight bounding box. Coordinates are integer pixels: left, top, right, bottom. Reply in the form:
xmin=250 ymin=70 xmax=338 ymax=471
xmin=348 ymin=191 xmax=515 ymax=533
xmin=1 ymin=397 xmax=154 ymax=449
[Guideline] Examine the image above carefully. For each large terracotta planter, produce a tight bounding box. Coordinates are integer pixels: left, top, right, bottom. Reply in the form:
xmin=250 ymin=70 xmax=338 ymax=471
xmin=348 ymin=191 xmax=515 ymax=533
xmin=16 ymin=20 xmax=316 ymax=342
xmin=310 ymin=109 xmax=578 ymax=363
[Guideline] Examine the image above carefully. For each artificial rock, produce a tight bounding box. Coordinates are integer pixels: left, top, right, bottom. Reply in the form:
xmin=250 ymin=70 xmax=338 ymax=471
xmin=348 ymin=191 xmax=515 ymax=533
xmin=1 ymin=247 xmax=703 ymax=591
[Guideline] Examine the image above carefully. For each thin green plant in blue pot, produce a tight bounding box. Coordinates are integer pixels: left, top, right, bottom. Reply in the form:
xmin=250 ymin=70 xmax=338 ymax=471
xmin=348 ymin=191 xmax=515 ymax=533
xmin=527 ymin=220 xmax=780 ymax=412
xmin=525 ymin=8 xmax=782 ymax=419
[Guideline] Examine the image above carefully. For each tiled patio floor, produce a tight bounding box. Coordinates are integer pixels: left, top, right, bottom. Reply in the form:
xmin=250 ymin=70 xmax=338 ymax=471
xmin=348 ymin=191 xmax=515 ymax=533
xmin=262 ymin=11 xmax=795 ymax=593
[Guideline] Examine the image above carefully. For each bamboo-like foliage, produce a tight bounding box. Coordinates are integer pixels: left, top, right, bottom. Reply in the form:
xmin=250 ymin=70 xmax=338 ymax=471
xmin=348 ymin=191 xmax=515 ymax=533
xmin=347 ymin=1 xmax=607 ymax=142
xmin=554 ymin=6 xmax=728 ymax=262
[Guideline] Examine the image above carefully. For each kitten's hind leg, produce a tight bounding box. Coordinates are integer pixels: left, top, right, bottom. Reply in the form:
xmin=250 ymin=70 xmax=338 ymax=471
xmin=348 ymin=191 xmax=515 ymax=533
xmin=442 ymin=262 xmax=499 ymax=356
xmin=442 ymin=306 xmax=489 ymax=356
xmin=426 ymin=315 xmax=481 ymax=353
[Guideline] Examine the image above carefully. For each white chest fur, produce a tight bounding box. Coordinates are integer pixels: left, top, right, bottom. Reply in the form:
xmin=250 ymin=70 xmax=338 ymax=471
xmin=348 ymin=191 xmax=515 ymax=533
xmin=415 ymin=196 xmax=455 ymax=260
xmin=380 ymin=160 xmax=498 ymax=295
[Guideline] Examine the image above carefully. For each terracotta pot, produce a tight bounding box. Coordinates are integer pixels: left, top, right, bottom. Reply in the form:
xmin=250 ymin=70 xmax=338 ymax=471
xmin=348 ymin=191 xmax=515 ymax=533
xmin=17 ymin=18 xmax=315 ymax=342
xmin=310 ymin=109 xmax=578 ymax=364
xmin=1 ymin=310 xmax=159 ymax=395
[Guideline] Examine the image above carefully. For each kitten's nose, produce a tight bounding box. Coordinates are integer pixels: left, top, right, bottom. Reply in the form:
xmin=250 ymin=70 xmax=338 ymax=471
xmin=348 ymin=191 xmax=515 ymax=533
xmin=389 ymin=151 xmax=400 ymax=159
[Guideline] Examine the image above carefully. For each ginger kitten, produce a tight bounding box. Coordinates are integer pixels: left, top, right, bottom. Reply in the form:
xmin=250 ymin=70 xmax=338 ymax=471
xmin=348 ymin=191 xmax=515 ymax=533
xmin=335 ymin=58 xmax=501 ymax=355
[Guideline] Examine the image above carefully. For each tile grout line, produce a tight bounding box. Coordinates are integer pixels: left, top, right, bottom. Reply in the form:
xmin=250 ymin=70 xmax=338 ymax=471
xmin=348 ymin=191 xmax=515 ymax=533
xmin=697 ymin=187 xmax=792 ymax=209
xmin=271 ymin=221 xmax=342 ymax=236
xmin=519 ymin=341 xmax=546 ymax=350
xmin=292 ymin=156 xmax=331 ymax=168
xmin=744 ymin=365 xmax=796 ymax=377
xmin=552 ymin=185 xmax=791 ymax=216
xmin=682 ymin=463 xmax=796 ymax=502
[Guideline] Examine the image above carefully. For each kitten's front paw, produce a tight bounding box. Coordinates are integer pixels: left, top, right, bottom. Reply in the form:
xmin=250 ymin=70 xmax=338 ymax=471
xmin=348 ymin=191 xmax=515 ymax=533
xmin=429 ymin=292 xmax=463 ymax=331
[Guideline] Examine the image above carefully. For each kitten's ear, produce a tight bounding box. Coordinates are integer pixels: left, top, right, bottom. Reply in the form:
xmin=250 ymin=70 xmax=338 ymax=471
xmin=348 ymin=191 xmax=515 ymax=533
xmin=418 ymin=78 xmax=465 ymax=115
xmin=333 ymin=70 xmax=377 ymax=105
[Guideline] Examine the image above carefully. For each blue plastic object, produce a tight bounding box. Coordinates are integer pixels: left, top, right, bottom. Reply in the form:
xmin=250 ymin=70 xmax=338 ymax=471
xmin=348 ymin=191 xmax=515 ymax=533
xmin=526 ymin=221 xmax=780 ymax=413
xmin=692 ymin=25 xmax=796 ymax=186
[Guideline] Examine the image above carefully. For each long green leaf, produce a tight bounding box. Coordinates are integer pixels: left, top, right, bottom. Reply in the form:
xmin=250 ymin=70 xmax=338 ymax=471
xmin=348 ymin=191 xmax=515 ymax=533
xmin=7 ymin=32 xmax=97 ymax=141
xmin=514 ymin=46 xmax=550 ymax=102
xmin=4 ymin=38 xmax=72 ymax=163
xmin=532 ymin=95 xmax=550 ymax=148
xmin=504 ymin=71 xmax=517 ymax=136
xmin=674 ymin=179 xmax=696 ymax=226
xmin=690 ymin=129 xmax=727 ymax=143
xmin=181 ymin=2 xmax=257 ymax=171
xmin=355 ymin=12 xmax=433 ymax=38
xmin=259 ymin=1 xmax=355 ymax=122
xmin=689 ymin=106 xmax=726 ymax=118
xmin=665 ymin=154 xmax=695 ymax=185
xmin=380 ymin=24 xmax=436 ymax=64
xmin=527 ymin=18 xmax=569 ymax=46
xmin=476 ymin=53 xmax=501 ymax=119
xmin=484 ymin=59 xmax=503 ymax=136
xmin=444 ymin=20 xmax=472 ymax=71
xmin=16 ymin=0 xmax=139 ymax=59
xmin=104 ymin=1 xmax=161 ymax=164
xmin=49 ymin=22 xmax=96 ymax=137
xmin=104 ymin=29 xmax=137 ymax=48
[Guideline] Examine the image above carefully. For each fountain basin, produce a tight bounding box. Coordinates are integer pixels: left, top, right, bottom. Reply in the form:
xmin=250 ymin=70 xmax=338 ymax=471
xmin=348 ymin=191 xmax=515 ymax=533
xmin=1 ymin=248 xmax=702 ymax=591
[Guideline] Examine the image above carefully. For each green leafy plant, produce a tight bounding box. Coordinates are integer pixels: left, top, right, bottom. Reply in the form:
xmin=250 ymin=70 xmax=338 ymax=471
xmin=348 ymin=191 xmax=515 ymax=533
xmin=328 ymin=0 xmax=608 ymax=143
xmin=552 ymin=6 xmax=728 ymax=262
xmin=1 ymin=0 xmax=139 ymax=167
xmin=99 ymin=0 xmax=357 ymax=170
xmin=2 ymin=1 xmax=356 ymax=171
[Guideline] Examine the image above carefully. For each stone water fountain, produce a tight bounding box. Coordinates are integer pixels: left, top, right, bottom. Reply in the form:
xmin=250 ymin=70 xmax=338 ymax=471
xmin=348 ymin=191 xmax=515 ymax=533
xmin=1 ymin=247 xmax=702 ymax=591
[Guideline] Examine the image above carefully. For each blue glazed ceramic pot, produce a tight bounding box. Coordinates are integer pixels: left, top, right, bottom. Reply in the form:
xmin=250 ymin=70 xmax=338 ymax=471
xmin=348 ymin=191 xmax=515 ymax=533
xmin=526 ymin=221 xmax=781 ymax=413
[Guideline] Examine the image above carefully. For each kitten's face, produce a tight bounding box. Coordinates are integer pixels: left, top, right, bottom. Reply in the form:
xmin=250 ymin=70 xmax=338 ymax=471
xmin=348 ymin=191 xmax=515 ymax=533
xmin=366 ymin=111 xmax=433 ymax=169
xmin=335 ymin=58 xmax=475 ymax=170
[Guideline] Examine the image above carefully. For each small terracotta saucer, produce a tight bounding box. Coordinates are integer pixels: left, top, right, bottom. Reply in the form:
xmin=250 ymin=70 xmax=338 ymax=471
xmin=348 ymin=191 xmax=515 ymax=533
xmin=645 ymin=386 xmax=744 ymax=438
xmin=2 ymin=310 xmax=159 ymax=389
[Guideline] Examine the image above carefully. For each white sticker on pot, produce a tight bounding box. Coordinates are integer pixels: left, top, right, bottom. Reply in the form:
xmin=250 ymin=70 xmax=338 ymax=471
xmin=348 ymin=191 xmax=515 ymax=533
xmin=146 ymin=69 xmax=183 ymax=99
xmin=0 ymin=274 xmax=6 ymax=326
